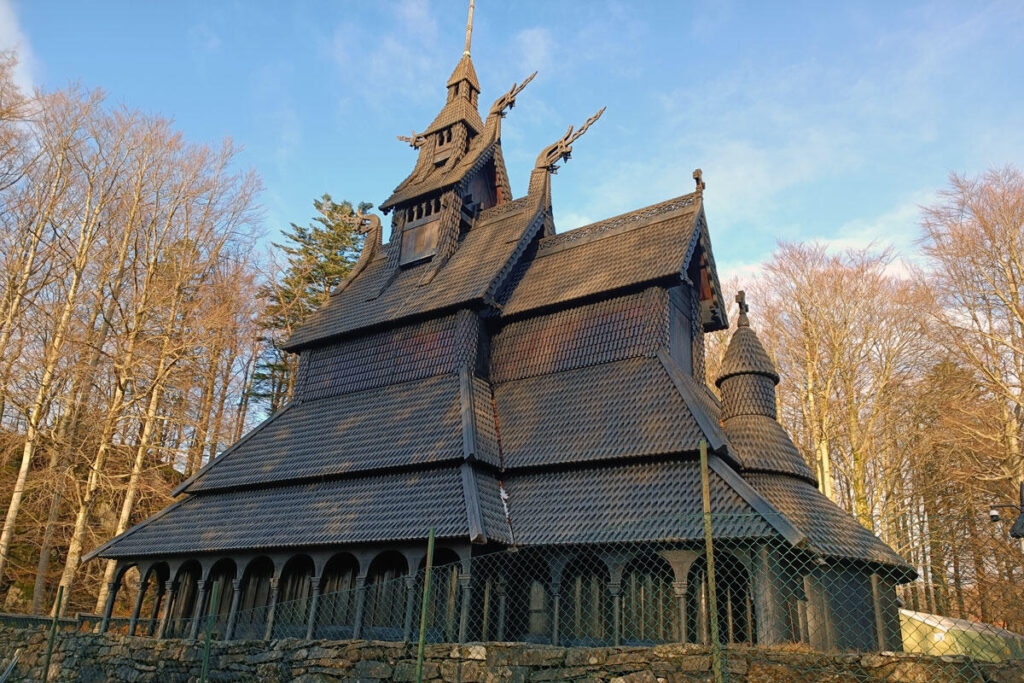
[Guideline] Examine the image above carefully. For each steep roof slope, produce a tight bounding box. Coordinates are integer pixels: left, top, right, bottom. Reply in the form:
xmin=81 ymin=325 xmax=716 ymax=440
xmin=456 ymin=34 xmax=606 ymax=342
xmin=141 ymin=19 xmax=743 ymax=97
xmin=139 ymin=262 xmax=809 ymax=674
xmin=285 ymin=195 xmax=544 ymax=350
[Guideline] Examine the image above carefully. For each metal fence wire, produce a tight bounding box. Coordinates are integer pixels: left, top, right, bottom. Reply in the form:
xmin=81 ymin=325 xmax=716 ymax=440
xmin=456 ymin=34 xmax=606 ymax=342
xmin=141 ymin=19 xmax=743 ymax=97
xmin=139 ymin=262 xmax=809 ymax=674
xmin=144 ymin=512 xmax=1024 ymax=681
xmin=8 ymin=511 xmax=1024 ymax=681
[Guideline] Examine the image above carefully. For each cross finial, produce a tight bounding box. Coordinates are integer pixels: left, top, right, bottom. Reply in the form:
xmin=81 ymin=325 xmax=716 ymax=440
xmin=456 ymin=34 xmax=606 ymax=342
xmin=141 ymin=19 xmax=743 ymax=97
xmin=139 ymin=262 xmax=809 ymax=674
xmin=693 ymin=168 xmax=705 ymax=193
xmin=736 ymin=290 xmax=750 ymax=327
xmin=464 ymin=0 xmax=475 ymax=56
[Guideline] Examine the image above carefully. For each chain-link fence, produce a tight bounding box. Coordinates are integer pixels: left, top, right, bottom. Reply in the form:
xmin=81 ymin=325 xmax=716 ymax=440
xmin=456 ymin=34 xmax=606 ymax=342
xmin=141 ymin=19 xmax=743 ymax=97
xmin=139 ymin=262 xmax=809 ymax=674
xmin=135 ymin=511 xmax=1021 ymax=681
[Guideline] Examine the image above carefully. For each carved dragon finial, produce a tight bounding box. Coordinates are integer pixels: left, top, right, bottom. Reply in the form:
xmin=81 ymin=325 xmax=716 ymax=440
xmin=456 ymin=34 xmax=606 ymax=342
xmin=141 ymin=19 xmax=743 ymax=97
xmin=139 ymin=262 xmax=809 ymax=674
xmin=353 ymin=212 xmax=381 ymax=236
xmin=397 ymin=130 xmax=427 ymax=149
xmin=534 ymin=106 xmax=606 ymax=174
xmin=332 ymin=211 xmax=382 ymax=297
xmin=488 ymin=72 xmax=537 ymax=119
xmin=693 ymin=168 xmax=706 ymax=192
xmin=736 ymin=290 xmax=750 ymax=328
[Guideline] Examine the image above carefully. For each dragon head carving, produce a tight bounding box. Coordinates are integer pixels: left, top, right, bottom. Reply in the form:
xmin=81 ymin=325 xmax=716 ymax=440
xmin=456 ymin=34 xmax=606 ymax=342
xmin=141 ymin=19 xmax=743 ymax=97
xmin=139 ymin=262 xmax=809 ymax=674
xmin=534 ymin=107 xmax=606 ymax=174
xmin=488 ymin=71 xmax=537 ymax=119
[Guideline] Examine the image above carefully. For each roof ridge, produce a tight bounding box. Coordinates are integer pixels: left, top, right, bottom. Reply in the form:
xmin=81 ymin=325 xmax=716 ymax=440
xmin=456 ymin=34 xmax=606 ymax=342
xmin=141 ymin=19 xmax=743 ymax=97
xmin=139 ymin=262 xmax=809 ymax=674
xmin=706 ymin=455 xmax=808 ymax=549
xmin=536 ymin=192 xmax=699 ymax=257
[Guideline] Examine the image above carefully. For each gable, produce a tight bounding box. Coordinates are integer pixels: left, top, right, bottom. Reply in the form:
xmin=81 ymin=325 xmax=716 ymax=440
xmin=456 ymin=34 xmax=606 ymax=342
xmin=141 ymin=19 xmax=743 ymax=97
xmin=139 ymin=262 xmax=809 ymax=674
xmin=498 ymin=193 xmax=707 ymax=318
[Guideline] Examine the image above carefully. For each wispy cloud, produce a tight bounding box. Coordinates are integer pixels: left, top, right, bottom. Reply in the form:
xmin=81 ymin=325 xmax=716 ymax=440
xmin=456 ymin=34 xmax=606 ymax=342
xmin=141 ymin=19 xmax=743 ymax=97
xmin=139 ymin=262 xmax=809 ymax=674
xmin=328 ymin=0 xmax=444 ymax=111
xmin=0 ymin=0 xmax=37 ymax=92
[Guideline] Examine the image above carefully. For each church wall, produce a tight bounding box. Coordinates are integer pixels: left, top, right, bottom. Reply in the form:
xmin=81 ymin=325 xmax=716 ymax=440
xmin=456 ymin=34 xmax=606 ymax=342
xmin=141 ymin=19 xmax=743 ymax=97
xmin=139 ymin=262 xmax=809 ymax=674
xmin=295 ymin=309 xmax=481 ymax=402
xmin=489 ymin=287 xmax=670 ymax=384
xmin=804 ymin=563 xmax=901 ymax=652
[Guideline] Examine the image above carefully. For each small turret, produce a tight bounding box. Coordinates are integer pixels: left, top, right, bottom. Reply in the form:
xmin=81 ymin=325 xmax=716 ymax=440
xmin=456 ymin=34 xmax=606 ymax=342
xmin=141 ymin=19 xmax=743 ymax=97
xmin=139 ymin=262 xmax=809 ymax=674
xmin=716 ymin=291 xmax=779 ymax=420
xmin=716 ymin=292 xmax=817 ymax=484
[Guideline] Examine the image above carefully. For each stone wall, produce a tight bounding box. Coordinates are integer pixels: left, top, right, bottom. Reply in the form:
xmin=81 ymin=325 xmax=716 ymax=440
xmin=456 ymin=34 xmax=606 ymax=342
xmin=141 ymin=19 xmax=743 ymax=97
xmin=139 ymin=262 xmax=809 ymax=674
xmin=1 ymin=625 xmax=1022 ymax=682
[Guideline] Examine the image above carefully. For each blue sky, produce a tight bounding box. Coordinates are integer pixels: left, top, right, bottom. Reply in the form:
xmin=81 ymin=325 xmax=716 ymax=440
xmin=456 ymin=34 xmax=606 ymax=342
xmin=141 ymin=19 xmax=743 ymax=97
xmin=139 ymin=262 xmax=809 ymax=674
xmin=3 ymin=0 xmax=1022 ymax=280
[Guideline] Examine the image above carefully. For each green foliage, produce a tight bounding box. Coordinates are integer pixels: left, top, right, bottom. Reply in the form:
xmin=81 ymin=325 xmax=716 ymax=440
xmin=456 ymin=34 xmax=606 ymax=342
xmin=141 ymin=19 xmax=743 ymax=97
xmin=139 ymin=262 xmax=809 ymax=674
xmin=251 ymin=194 xmax=371 ymax=411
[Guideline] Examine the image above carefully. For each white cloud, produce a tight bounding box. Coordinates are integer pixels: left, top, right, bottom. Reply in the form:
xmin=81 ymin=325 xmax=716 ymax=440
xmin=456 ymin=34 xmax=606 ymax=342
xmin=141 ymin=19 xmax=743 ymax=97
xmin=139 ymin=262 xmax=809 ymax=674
xmin=717 ymin=259 xmax=766 ymax=286
xmin=328 ymin=0 xmax=445 ymax=111
xmin=822 ymin=190 xmax=934 ymax=259
xmin=0 ymin=0 xmax=37 ymax=92
xmin=555 ymin=210 xmax=595 ymax=233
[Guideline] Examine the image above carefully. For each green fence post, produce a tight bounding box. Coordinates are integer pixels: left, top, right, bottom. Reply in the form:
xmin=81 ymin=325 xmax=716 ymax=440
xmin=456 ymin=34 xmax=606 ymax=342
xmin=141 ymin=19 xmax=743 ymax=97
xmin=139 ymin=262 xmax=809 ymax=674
xmin=415 ymin=527 xmax=436 ymax=683
xmin=700 ymin=440 xmax=724 ymax=683
xmin=41 ymin=585 xmax=64 ymax=682
xmin=200 ymin=581 xmax=219 ymax=683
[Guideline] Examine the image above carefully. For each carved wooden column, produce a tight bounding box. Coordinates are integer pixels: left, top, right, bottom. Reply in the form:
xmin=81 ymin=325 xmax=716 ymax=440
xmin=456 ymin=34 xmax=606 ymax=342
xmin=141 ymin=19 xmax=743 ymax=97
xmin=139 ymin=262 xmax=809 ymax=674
xmin=458 ymin=573 xmax=472 ymax=643
xmin=672 ymin=580 xmax=688 ymax=643
xmin=99 ymin=581 xmax=117 ymax=633
xmin=608 ymin=581 xmax=622 ymax=646
xmin=402 ymin=575 xmax=417 ymax=643
xmin=495 ymin=579 xmax=507 ymax=641
xmin=156 ymin=580 xmax=176 ymax=639
xmin=188 ymin=579 xmax=209 ymax=640
xmin=147 ymin=583 xmax=165 ymax=636
xmin=351 ymin=575 xmax=367 ymax=639
xmin=129 ymin=578 xmax=149 ymax=636
xmin=550 ymin=583 xmax=561 ymax=646
xmin=306 ymin=576 xmax=322 ymax=640
xmin=225 ymin=578 xmax=242 ymax=641
xmin=263 ymin=577 xmax=280 ymax=641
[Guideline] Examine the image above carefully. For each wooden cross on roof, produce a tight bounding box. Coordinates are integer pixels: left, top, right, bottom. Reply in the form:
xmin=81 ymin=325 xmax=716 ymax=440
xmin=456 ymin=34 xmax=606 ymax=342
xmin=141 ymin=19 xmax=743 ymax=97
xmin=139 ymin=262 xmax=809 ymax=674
xmin=736 ymin=290 xmax=750 ymax=327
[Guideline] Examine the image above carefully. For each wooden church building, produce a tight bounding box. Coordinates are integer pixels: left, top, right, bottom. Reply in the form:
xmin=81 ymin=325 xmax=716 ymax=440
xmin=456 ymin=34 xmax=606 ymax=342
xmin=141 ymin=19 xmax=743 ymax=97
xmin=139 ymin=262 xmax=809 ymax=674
xmin=88 ymin=3 xmax=912 ymax=652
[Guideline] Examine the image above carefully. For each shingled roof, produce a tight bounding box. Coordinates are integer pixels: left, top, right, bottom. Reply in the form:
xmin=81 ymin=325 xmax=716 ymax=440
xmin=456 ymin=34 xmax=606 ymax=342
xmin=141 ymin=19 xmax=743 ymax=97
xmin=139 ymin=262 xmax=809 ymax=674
xmin=284 ymin=195 xmax=544 ymax=350
xmin=746 ymin=472 xmax=912 ymax=571
xmin=501 ymin=193 xmax=704 ymax=317
xmin=716 ymin=324 xmax=779 ymax=384
xmin=494 ymin=357 xmax=706 ymax=469
xmin=92 ymin=467 xmax=504 ymax=559
xmin=504 ymin=460 xmax=776 ymax=546
xmin=179 ymin=374 xmax=476 ymax=494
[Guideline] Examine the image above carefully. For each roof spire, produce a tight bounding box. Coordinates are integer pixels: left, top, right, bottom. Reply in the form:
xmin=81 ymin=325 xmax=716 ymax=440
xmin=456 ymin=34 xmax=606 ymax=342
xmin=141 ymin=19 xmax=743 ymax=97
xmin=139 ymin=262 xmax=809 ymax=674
xmin=736 ymin=290 xmax=750 ymax=327
xmin=464 ymin=0 xmax=475 ymax=56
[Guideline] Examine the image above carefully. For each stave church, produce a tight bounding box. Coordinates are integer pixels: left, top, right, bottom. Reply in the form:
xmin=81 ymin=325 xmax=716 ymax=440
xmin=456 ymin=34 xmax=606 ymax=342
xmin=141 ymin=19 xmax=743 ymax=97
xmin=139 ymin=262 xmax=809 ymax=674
xmin=88 ymin=2 xmax=912 ymax=651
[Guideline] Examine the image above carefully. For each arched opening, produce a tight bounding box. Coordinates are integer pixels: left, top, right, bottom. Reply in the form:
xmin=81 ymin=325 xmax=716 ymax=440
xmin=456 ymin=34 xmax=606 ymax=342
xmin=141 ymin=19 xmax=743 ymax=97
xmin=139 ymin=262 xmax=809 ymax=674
xmin=418 ymin=548 xmax=461 ymax=643
xmin=198 ymin=559 xmax=236 ymax=639
xmin=559 ymin=553 xmax=612 ymax=646
xmin=167 ymin=561 xmax=201 ymax=638
xmin=468 ymin=553 xmax=505 ymax=642
xmin=273 ymin=555 xmax=314 ymax=638
xmin=502 ymin=552 xmax=551 ymax=644
xmin=110 ymin=565 xmax=140 ymax=633
xmin=686 ymin=552 xmax=754 ymax=644
xmin=234 ymin=556 xmax=274 ymax=640
xmin=621 ymin=555 xmax=676 ymax=644
xmin=316 ymin=553 xmax=359 ymax=639
xmin=137 ymin=562 xmax=170 ymax=636
xmin=363 ymin=551 xmax=408 ymax=641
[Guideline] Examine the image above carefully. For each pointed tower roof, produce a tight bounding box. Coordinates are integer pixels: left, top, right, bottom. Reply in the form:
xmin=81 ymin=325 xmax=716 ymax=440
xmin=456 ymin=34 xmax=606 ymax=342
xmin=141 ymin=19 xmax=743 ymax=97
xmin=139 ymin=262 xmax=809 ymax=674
xmin=716 ymin=291 xmax=779 ymax=386
xmin=380 ymin=0 xmax=496 ymax=212
xmin=447 ymin=5 xmax=480 ymax=92
xmin=424 ymin=0 xmax=483 ymax=136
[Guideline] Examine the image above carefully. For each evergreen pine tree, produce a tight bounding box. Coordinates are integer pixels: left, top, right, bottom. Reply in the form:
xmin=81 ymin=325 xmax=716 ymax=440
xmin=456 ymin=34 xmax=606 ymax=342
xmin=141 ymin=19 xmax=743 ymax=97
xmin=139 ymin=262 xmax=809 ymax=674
xmin=252 ymin=194 xmax=371 ymax=411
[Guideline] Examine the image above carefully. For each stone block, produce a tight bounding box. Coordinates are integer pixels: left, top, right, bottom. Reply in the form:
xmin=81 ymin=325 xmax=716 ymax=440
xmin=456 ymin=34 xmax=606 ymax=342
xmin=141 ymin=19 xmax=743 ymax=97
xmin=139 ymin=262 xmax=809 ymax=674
xmin=352 ymin=659 xmax=393 ymax=679
xmin=564 ymin=648 xmax=608 ymax=667
xmin=610 ymin=672 xmax=659 ymax=683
